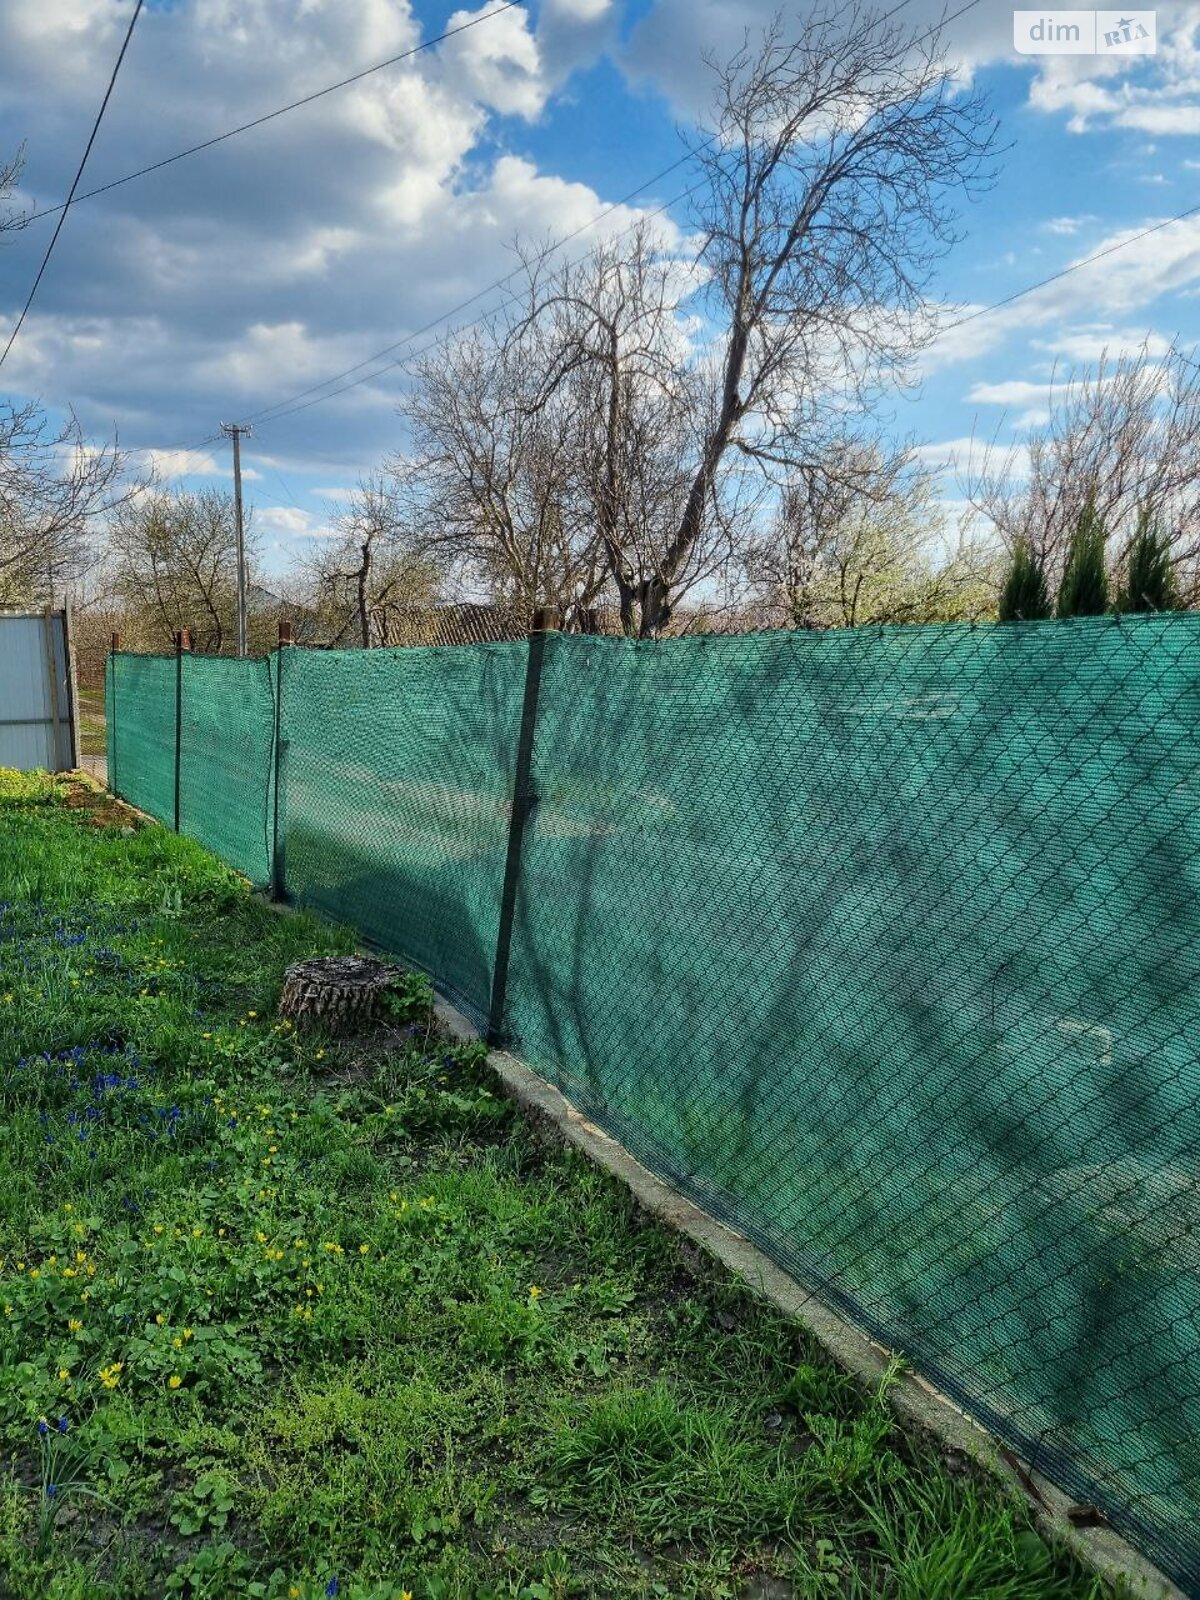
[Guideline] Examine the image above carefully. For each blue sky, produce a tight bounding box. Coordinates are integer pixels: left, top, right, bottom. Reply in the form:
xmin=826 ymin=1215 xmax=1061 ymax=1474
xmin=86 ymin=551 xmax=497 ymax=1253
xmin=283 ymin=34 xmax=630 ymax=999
xmin=0 ymin=0 xmax=1198 ymax=576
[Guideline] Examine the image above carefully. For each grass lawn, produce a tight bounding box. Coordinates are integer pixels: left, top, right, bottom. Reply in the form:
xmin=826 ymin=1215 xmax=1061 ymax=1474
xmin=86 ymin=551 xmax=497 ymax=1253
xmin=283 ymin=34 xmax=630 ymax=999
xmin=0 ymin=771 xmax=1114 ymax=1600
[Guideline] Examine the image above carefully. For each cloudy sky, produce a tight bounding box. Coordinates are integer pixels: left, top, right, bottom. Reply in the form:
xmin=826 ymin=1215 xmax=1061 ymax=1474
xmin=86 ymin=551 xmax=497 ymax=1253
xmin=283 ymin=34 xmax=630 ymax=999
xmin=1 ymin=0 xmax=1198 ymax=573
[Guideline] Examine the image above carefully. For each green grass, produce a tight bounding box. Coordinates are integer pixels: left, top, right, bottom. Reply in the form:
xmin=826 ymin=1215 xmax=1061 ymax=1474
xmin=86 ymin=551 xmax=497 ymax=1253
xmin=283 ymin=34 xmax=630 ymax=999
xmin=0 ymin=770 xmax=1116 ymax=1599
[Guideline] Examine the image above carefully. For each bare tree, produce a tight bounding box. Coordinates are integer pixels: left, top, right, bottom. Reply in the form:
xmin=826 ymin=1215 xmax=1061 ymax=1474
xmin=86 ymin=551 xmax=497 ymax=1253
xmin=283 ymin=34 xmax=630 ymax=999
xmin=303 ymin=474 xmax=439 ymax=647
xmin=503 ymin=227 xmax=742 ymax=633
xmin=105 ymin=488 xmax=254 ymax=653
xmin=397 ymin=304 xmax=600 ymax=620
xmin=1 ymin=144 xmax=26 ymax=234
xmin=964 ymin=340 xmax=1200 ymax=600
xmin=395 ymin=8 xmax=994 ymax=635
xmin=0 ymin=402 xmax=128 ymax=606
xmin=621 ymin=4 xmax=997 ymax=634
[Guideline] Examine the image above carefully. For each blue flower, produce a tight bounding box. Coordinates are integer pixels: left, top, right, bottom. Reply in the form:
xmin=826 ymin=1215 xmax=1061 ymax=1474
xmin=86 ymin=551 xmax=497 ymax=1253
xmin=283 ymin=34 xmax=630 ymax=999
xmin=325 ymin=1580 xmax=339 ymax=1597
xmin=57 ymin=1417 xmax=68 ymax=1435
xmin=45 ymin=1484 xmax=57 ymax=1498
xmin=37 ymin=1420 xmax=48 ymax=1438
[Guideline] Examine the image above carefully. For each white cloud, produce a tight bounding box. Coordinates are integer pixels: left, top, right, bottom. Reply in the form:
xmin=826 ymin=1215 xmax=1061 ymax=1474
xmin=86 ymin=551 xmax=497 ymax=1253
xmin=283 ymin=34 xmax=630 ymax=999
xmin=1030 ymin=327 xmax=1173 ymax=363
xmin=441 ymin=0 xmax=546 ymax=119
xmin=256 ymin=505 xmax=333 ymax=539
xmin=1043 ymin=216 xmax=1098 ymax=236
xmin=141 ymin=448 xmax=222 ymax=478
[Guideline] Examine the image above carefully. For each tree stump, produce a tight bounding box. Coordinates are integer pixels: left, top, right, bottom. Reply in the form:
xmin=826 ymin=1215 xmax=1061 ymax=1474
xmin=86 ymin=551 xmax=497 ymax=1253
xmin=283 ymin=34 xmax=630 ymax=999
xmin=277 ymin=955 xmax=394 ymax=1032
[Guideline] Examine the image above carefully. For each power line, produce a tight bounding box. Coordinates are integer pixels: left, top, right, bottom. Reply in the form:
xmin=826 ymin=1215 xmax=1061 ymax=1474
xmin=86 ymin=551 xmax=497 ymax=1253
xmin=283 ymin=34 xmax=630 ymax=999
xmin=942 ymin=201 xmax=1200 ymax=334
xmin=0 ymin=0 xmax=146 ymax=371
xmin=17 ymin=3 xmax=525 ymax=229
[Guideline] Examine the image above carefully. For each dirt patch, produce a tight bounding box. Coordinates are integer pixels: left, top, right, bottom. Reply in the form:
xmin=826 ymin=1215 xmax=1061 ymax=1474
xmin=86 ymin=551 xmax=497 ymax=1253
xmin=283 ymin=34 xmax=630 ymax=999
xmin=59 ymin=777 xmax=143 ymax=830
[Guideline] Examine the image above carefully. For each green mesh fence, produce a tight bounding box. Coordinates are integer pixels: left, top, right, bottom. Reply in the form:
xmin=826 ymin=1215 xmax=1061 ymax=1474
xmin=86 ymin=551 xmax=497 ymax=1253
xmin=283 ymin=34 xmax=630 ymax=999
xmin=277 ymin=644 xmax=528 ymax=1025
xmin=179 ymin=654 xmax=276 ymax=885
xmin=108 ymin=653 xmax=177 ymax=827
xmin=105 ymin=617 xmax=1200 ymax=1594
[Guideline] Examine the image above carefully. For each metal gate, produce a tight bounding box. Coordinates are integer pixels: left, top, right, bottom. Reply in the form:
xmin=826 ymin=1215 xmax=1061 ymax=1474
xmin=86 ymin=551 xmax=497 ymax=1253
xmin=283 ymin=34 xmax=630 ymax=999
xmin=0 ymin=608 xmax=79 ymax=771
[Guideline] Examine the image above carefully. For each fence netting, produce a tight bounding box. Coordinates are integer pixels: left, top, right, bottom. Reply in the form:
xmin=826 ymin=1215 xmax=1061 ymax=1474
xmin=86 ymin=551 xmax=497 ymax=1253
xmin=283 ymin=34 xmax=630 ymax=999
xmin=279 ymin=644 xmax=528 ymax=1025
xmin=106 ymin=615 xmax=1200 ymax=1594
xmin=179 ymin=654 xmax=276 ymax=885
xmin=107 ymin=653 xmax=176 ymax=826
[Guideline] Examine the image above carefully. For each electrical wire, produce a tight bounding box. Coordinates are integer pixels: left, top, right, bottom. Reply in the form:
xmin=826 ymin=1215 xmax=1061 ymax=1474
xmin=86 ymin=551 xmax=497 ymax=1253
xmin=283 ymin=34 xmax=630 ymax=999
xmin=941 ymin=201 xmax=1200 ymax=333
xmin=0 ymin=0 xmax=146 ymax=370
xmin=17 ymin=3 xmax=525 ymax=229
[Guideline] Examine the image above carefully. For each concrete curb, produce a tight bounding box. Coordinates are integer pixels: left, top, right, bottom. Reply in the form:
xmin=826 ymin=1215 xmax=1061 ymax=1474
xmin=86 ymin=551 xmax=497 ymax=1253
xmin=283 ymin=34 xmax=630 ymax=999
xmin=433 ymin=996 xmax=1184 ymax=1600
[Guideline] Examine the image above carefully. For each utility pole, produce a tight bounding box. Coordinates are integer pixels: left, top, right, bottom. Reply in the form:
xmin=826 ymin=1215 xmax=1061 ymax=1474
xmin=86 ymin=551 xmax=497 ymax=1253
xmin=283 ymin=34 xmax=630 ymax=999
xmin=220 ymin=421 xmax=253 ymax=657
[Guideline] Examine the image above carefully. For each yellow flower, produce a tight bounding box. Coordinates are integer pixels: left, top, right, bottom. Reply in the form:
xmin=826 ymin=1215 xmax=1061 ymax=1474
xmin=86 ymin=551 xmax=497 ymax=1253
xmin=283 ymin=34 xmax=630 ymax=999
xmin=359 ymin=1244 xmax=369 ymax=1256
xmin=290 ymin=1588 xmax=302 ymax=1599
xmin=63 ymin=1203 xmax=74 ymax=1213
xmin=153 ymin=1225 xmax=164 ymax=1236
xmin=67 ymin=1318 xmax=82 ymax=1333
xmin=155 ymin=1314 xmax=166 ymax=1326
xmin=183 ymin=1327 xmax=194 ymax=1340
xmin=2 ymin=1306 xmax=11 ymax=1317
xmin=256 ymin=1232 xmax=267 ymax=1244
xmin=202 ymin=1032 xmax=212 ymax=1040
xmin=528 ymin=1285 xmax=542 ymax=1300
xmin=315 ymin=1049 xmax=325 ymax=1060
xmin=167 ymin=1375 xmax=183 ymax=1390
xmin=98 ymin=1363 xmax=122 ymax=1389
xmin=58 ymin=1368 xmax=70 ymax=1381
xmin=172 ymin=1337 xmax=183 ymax=1350
xmin=192 ymin=1227 xmax=203 ymax=1237
xmin=29 ymin=1268 xmax=39 ymax=1281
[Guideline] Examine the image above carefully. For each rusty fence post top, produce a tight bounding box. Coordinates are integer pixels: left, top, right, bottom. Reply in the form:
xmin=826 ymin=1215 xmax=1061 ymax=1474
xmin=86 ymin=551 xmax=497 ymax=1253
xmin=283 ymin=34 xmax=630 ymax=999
xmin=110 ymin=631 xmax=121 ymax=652
xmin=278 ymin=619 xmax=295 ymax=645
xmin=175 ymin=629 xmax=191 ymax=652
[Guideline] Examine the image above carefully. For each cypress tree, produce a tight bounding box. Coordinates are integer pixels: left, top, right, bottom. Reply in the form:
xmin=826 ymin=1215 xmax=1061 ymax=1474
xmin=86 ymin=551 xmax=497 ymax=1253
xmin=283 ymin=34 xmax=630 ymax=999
xmin=1057 ymin=490 xmax=1109 ymax=617
xmin=1118 ymin=508 xmax=1178 ymax=612
xmin=998 ymin=537 xmax=1051 ymax=621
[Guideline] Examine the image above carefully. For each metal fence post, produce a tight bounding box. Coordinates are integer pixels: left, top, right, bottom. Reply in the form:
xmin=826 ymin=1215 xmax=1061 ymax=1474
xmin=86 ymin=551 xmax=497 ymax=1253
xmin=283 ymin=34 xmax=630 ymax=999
xmin=63 ymin=603 xmax=81 ymax=772
xmin=109 ymin=633 xmax=120 ymax=796
xmin=272 ymin=620 xmax=293 ymax=900
xmin=173 ymin=629 xmax=190 ymax=833
xmin=487 ymin=605 xmax=560 ymax=1046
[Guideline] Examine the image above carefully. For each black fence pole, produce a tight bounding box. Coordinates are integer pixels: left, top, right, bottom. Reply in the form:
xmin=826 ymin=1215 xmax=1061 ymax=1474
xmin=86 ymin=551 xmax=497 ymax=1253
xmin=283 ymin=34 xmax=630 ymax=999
xmin=271 ymin=621 xmax=293 ymax=900
xmin=173 ymin=629 xmax=190 ymax=833
xmin=487 ymin=606 xmax=560 ymax=1046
